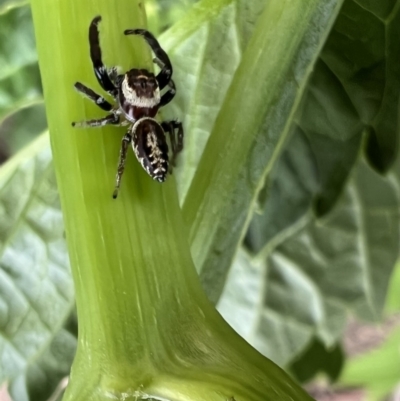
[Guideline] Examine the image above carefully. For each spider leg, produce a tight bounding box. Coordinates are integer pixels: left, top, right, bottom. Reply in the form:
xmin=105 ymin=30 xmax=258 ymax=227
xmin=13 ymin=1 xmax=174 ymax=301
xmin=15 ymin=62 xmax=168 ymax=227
xmin=161 ymin=120 xmax=184 ymax=171
xmin=72 ymin=113 xmax=120 ymax=128
xmin=89 ymin=16 xmax=117 ymax=96
xmin=153 ymin=56 xmax=176 ymax=107
xmin=124 ymin=28 xmax=172 ymax=90
xmin=74 ymin=82 xmax=113 ymax=111
xmin=159 ymin=79 xmax=176 ymax=107
xmin=113 ymin=133 xmax=132 ymax=199
xmin=108 ymin=66 xmax=119 ymax=83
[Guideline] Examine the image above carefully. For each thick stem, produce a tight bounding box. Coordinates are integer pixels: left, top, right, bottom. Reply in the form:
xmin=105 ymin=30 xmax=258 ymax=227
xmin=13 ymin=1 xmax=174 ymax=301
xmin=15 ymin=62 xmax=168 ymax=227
xmin=31 ymin=0 xmax=313 ymax=400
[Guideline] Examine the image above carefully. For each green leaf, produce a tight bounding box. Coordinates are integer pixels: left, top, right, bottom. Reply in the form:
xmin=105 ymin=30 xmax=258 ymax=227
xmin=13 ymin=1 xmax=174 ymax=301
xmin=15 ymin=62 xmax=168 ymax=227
xmin=229 ymin=0 xmax=400 ymax=370
xmin=0 ymin=15 xmax=50 ymax=389
xmin=0 ymin=0 xmax=29 ymax=14
xmin=296 ymin=60 xmax=363 ymax=216
xmin=231 ymin=153 xmax=400 ymax=366
xmin=299 ymin=0 xmax=400 ymax=217
xmin=271 ymin=0 xmax=400 ymax=220
xmin=218 ymin=247 xmax=315 ymax=366
xmin=0 ymin=103 xmax=47 ymax=155
xmin=0 ymin=3 xmax=44 ymax=159
xmin=245 ymin=127 xmax=320 ymax=254
xmin=0 ymin=63 xmax=42 ymax=124
xmin=320 ymin=0 xmax=400 ymax=173
xmin=8 ymin=312 xmax=76 ymax=401
xmin=266 ymin=153 xmax=400 ymax=326
xmin=0 ymin=4 xmax=37 ymax=77
xmin=0 ymin=134 xmax=74 ymax=386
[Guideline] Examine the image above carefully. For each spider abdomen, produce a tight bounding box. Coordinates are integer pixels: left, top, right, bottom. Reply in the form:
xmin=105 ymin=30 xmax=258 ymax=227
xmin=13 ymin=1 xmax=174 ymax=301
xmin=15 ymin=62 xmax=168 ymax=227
xmin=132 ymin=118 xmax=169 ymax=182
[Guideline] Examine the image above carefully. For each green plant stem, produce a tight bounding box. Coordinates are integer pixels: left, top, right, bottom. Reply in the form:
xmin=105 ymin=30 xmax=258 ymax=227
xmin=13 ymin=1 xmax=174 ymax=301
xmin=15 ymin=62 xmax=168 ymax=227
xmin=182 ymin=0 xmax=344 ymax=301
xmin=31 ymin=0 xmax=313 ymax=400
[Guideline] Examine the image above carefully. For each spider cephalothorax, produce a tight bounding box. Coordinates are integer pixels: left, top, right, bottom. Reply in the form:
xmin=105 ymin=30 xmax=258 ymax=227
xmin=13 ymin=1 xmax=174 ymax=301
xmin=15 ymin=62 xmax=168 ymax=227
xmin=72 ymin=16 xmax=183 ymax=198
xmin=119 ymin=69 xmax=160 ymax=120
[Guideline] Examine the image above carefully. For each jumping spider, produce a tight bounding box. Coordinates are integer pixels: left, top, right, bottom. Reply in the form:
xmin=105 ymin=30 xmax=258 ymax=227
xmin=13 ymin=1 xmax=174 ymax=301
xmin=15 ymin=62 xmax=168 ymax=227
xmin=72 ymin=16 xmax=184 ymax=199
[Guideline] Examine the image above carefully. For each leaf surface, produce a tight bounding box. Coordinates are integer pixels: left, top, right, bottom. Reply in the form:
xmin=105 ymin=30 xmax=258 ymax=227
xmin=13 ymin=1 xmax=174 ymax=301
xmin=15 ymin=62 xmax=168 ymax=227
xmin=0 ymin=134 xmax=74 ymax=387
xmin=0 ymin=4 xmax=42 ymax=122
xmin=221 ymin=151 xmax=400 ymax=366
xmin=220 ymin=0 xmax=400 ymax=368
xmin=8 ymin=314 xmax=76 ymax=401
